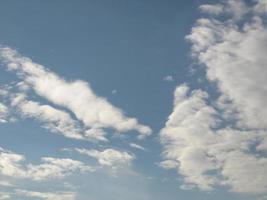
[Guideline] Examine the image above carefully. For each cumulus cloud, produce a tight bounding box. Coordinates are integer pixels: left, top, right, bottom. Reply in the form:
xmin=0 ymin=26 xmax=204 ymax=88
xmin=161 ymin=0 xmax=267 ymax=194
xmin=75 ymin=148 xmax=134 ymax=169
xmin=187 ymin=2 xmax=267 ymax=131
xmin=0 ymin=47 xmax=152 ymax=140
xmin=0 ymin=147 xmax=93 ymax=181
xmin=160 ymin=85 xmax=267 ymax=193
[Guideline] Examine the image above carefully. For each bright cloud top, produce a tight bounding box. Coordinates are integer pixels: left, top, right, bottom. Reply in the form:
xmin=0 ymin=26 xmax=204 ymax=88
xmin=160 ymin=0 xmax=267 ymax=194
xmin=0 ymin=47 xmax=152 ymax=141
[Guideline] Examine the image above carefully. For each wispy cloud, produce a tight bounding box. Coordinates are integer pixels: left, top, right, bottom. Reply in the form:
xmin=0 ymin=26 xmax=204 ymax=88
xmin=75 ymin=148 xmax=134 ymax=170
xmin=0 ymin=47 xmax=152 ymax=141
xmin=163 ymin=75 xmax=174 ymax=82
xmin=16 ymin=189 xmax=76 ymax=200
xmin=129 ymin=143 xmax=146 ymax=151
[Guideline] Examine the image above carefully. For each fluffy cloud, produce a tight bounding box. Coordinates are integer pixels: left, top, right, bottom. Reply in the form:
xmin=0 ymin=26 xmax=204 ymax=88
xmin=160 ymin=85 xmax=267 ymax=193
xmin=0 ymin=147 xmax=93 ymax=181
xmin=186 ymin=0 xmax=267 ymax=131
xmin=161 ymin=0 xmax=267 ymax=194
xmin=0 ymin=47 xmax=152 ymax=140
xmin=75 ymin=148 xmax=134 ymax=169
xmin=199 ymin=4 xmax=224 ymax=15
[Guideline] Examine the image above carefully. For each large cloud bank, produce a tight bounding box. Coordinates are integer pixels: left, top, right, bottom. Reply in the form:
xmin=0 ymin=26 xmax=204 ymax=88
xmin=160 ymin=0 xmax=267 ymax=194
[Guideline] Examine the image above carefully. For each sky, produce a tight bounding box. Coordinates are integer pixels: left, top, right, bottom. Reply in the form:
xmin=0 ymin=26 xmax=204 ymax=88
xmin=0 ymin=0 xmax=267 ymax=200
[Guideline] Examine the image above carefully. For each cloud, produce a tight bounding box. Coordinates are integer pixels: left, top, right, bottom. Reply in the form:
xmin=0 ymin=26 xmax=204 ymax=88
xmin=75 ymin=148 xmax=134 ymax=169
xmin=129 ymin=143 xmax=145 ymax=151
xmin=199 ymin=4 xmax=224 ymax=15
xmin=0 ymin=193 xmax=10 ymax=200
xmin=16 ymin=189 xmax=76 ymax=200
xmin=0 ymin=147 xmax=93 ymax=181
xmin=111 ymin=89 xmax=117 ymax=95
xmin=163 ymin=75 xmax=174 ymax=82
xmin=84 ymin=128 xmax=108 ymax=142
xmin=158 ymin=160 xmax=179 ymax=170
xmin=0 ymin=103 xmax=8 ymax=123
xmin=160 ymin=85 xmax=267 ymax=193
xmin=186 ymin=0 xmax=267 ymax=136
xmin=160 ymin=0 xmax=267 ymax=194
xmin=10 ymin=93 xmax=84 ymax=140
xmin=0 ymin=89 xmax=9 ymax=123
xmin=0 ymin=181 xmax=14 ymax=188
xmin=0 ymin=47 xmax=152 ymax=139
xmin=200 ymin=0 xmax=249 ymax=19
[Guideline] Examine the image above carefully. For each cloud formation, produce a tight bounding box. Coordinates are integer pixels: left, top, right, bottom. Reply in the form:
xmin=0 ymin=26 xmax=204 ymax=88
xmin=11 ymin=93 xmax=84 ymax=140
xmin=0 ymin=47 xmax=152 ymax=141
xmin=161 ymin=0 xmax=267 ymax=194
xmin=16 ymin=189 xmax=76 ymax=200
xmin=163 ymin=75 xmax=174 ymax=82
xmin=129 ymin=143 xmax=146 ymax=151
xmin=0 ymin=147 xmax=93 ymax=181
xmin=75 ymin=148 xmax=134 ymax=169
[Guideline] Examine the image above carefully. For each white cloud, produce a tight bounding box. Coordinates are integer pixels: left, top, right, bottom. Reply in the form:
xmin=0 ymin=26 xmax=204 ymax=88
xmin=75 ymin=148 xmax=134 ymax=169
xmin=0 ymin=103 xmax=8 ymax=123
xmin=187 ymin=0 xmax=267 ymax=131
xmin=0 ymin=89 xmax=9 ymax=123
xmin=254 ymin=0 xmax=267 ymax=13
xmin=84 ymin=128 xmax=108 ymax=142
xmin=11 ymin=93 xmax=84 ymax=140
xmin=16 ymin=189 xmax=76 ymax=200
xmin=0 ymin=192 xmax=10 ymax=200
xmin=0 ymin=147 xmax=93 ymax=181
xmin=161 ymin=0 xmax=267 ymax=193
xmin=159 ymin=160 xmax=179 ymax=170
xmin=0 ymin=47 xmax=152 ymax=139
xmin=0 ymin=181 xmax=14 ymax=188
xmin=129 ymin=143 xmax=145 ymax=151
xmin=27 ymin=157 xmax=93 ymax=181
xmin=199 ymin=4 xmax=224 ymax=15
xmin=200 ymin=0 xmax=249 ymax=19
xmin=163 ymin=75 xmax=174 ymax=82
xmin=111 ymin=89 xmax=117 ymax=95
xmin=160 ymin=85 xmax=267 ymax=193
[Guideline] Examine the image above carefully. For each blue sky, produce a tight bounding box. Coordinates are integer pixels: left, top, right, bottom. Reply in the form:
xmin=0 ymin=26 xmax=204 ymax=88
xmin=0 ymin=1 xmax=267 ymax=200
